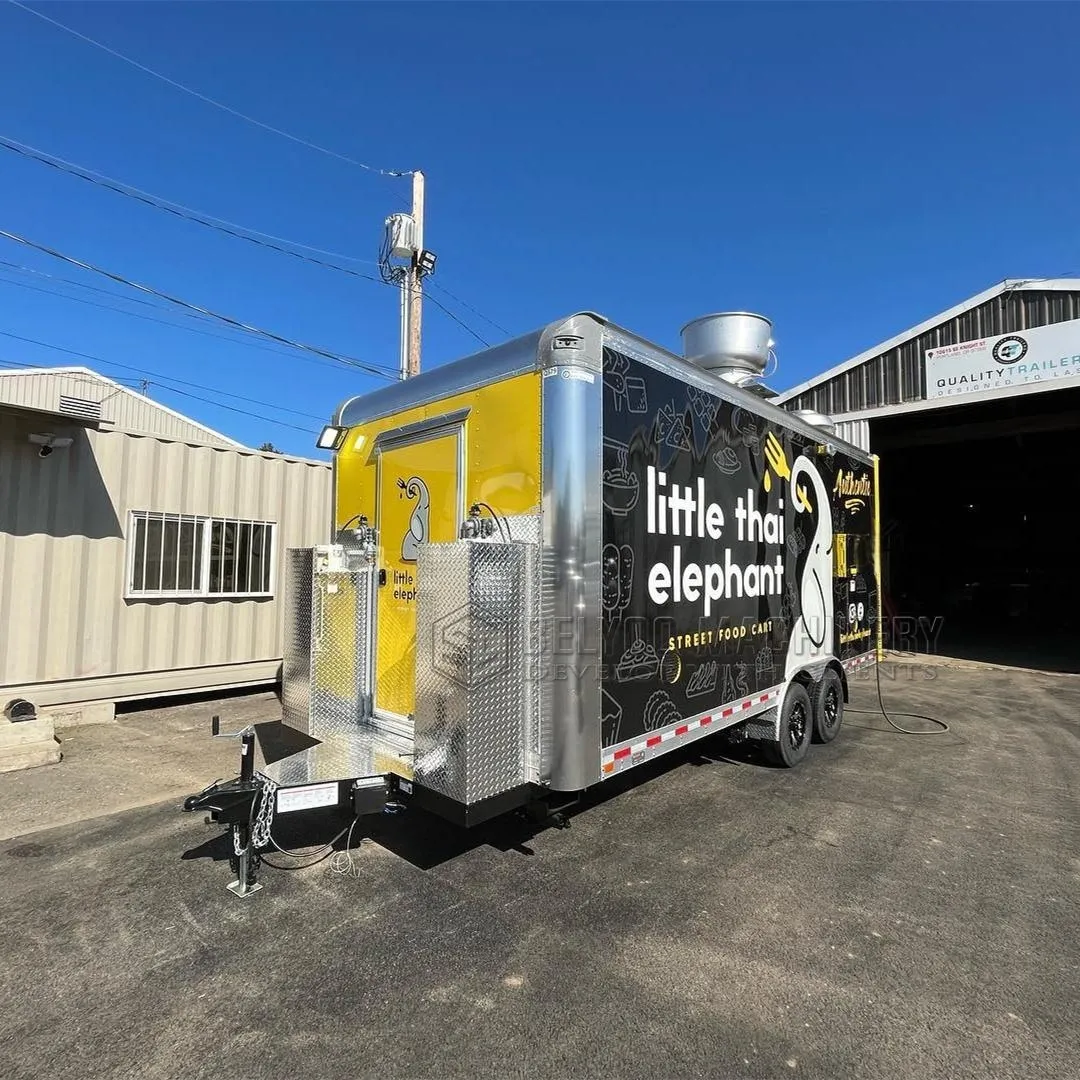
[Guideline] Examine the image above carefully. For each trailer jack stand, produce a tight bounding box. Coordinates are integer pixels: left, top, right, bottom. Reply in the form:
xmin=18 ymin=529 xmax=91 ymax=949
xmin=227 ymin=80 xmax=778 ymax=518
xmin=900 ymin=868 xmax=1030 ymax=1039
xmin=182 ymin=715 xmax=267 ymax=899
xmin=227 ymin=826 xmax=262 ymax=899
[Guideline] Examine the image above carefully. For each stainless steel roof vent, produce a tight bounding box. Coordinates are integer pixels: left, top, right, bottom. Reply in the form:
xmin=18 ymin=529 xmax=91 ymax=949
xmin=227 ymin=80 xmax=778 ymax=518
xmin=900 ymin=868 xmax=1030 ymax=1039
xmin=680 ymin=311 xmax=774 ymax=386
xmin=791 ymin=407 xmax=836 ymax=433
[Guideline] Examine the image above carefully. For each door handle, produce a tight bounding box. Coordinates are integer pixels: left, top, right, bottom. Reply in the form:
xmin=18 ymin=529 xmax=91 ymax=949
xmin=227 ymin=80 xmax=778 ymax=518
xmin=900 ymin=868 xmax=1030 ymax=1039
xmin=314 ymin=583 xmax=325 ymax=648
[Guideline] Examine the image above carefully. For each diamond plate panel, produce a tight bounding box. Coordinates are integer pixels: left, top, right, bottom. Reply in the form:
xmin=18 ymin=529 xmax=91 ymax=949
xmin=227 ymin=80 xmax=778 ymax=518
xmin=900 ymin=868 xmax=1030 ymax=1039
xmin=494 ymin=515 xmax=543 ymax=783
xmin=281 ymin=549 xmax=314 ymax=734
xmin=259 ymin=727 xmax=412 ymax=786
xmin=500 ymin=513 xmax=541 ymax=545
xmin=281 ymin=546 xmax=377 ymax=751
xmin=414 ymin=539 xmax=534 ymax=805
xmin=309 ymin=573 xmax=366 ymax=739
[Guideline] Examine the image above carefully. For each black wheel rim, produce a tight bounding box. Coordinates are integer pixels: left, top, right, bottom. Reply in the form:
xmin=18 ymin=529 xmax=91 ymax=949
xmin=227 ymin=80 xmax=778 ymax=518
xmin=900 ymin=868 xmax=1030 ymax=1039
xmin=789 ymin=702 xmax=807 ymax=749
xmin=824 ymin=686 xmax=839 ymax=730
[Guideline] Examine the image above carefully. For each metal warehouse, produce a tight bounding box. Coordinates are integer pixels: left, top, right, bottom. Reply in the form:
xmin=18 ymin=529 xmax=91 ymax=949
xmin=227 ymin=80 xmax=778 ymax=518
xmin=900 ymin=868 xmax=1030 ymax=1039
xmin=777 ymin=278 xmax=1080 ymax=671
xmin=0 ymin=366 xmax=331 ymax=721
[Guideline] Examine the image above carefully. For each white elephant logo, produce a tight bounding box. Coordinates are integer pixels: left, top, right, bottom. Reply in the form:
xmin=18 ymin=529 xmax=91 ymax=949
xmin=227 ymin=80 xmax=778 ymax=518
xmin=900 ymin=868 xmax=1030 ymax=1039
xmin=784 ymin=456 xmax=834 ymax=678
xmin=397 ymin=475 xmax=430 ymax=562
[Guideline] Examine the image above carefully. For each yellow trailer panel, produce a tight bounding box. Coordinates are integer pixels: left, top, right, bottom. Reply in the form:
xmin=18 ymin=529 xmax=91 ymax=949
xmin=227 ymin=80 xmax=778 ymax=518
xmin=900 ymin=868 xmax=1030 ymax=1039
xmin=336 ymin=371 xmax=542 ymax=724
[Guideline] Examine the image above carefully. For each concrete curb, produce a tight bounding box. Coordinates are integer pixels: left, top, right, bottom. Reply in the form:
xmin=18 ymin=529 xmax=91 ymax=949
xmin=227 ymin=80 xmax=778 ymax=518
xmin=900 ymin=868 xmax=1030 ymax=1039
xmin=0 ymin=717 xmax=62 ymax=773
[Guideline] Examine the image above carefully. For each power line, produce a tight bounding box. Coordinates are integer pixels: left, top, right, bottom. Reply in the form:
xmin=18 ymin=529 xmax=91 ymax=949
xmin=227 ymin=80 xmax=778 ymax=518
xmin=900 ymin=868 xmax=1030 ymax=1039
xmin=430 ymin=279 xmax=510 ymax=337
xmin=138 ymin=383 xmax=318 ymax=436
xmin=0 ymin=256 xmax=214 ymax=317
xmin=0 ymin=258 xmax=379 ymax=371
xmin=0 ymin=328 xmax=326 ymax=422
xmin=0 ymin=355 xmax=139 ymax=390
xmin=0 ymin=135 xmax=506 ymax=348
xmin=7 ymin=0 xmax=412 ymax=177
xmin=0 ymin=134 xmax=506 ymax=349
xmin=424 ymin=290 xmax=490 ymax=347
xmin=0 ymin=265 xmax=260 ymax=340
xmin=0 ymin=135 xmax=391 ymax=279
xmin=0 ymin=262 xmax=350 ymax=368
xmin=0 ymin=227 xmax=398 ymax=381
xmin=2 ymin=246 xmax=493 ymax=377
xmin=0 ymin=270 xmax=497 ymax=437
xmin=2 ymin=244 xmax=496 ymax=384
xmin=0 ymin=135 xmax=380 ymax=266
xmin=0 ymin=333 xmax=321 ymax=434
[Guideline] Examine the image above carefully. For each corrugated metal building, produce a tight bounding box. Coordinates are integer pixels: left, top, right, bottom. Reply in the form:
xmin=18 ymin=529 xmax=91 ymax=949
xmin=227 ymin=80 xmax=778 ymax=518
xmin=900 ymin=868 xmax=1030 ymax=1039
xmin=0 ymin=366 xmax=332 ymax=712
xmin=776 ymin=278 xmax=1080 ymax=671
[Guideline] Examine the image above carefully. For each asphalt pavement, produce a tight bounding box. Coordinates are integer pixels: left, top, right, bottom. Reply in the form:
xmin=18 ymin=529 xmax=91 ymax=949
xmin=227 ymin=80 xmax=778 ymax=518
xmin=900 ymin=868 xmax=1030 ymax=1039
xmin=1 ymin=662 xmax=1078 ymax=1080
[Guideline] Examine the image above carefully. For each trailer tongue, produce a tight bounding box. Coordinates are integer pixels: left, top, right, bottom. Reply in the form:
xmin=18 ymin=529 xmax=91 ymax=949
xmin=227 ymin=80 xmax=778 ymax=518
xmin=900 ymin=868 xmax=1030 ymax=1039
xmin=183 ymin=311 xmax=881 ymax=897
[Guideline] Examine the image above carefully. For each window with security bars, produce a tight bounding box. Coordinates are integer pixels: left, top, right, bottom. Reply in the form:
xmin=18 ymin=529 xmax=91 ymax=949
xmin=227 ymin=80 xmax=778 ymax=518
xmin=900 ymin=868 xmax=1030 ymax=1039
xmin=128 ymin=512 xmax=274 ymax=597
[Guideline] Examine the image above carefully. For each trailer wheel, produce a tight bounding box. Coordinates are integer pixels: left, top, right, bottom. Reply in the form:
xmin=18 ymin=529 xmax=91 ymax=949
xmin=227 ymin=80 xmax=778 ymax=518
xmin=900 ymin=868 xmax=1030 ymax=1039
xmin=769 ymin=683 xmax=812 ymax=768
xmin=812 ymin=669 xmax=844 ymax=744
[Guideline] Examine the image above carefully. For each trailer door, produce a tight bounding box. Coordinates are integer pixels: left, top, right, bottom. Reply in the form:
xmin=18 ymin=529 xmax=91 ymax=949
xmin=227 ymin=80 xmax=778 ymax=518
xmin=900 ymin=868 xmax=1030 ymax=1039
xmin=374 ymin=423 xmax=463 ymax=733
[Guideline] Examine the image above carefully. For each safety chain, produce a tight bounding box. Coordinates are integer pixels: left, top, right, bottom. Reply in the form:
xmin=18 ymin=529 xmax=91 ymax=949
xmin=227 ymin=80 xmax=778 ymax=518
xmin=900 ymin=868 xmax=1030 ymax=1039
xmin=252 ymin=776 xmax=279 ymax=849
xmin=232 ymin=775 xmax=279 ymax=856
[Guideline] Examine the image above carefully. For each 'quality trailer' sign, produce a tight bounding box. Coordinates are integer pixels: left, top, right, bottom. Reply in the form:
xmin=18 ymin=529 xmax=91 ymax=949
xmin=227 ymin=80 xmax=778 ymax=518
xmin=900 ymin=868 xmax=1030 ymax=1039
xmin=926 ymin=318 xmax=1080 ymax=400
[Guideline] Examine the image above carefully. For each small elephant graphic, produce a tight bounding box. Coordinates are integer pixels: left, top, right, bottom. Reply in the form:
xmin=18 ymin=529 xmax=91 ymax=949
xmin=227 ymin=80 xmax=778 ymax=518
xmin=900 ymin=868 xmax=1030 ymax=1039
xmin=398 ymin=476 xmax=430 ymax=562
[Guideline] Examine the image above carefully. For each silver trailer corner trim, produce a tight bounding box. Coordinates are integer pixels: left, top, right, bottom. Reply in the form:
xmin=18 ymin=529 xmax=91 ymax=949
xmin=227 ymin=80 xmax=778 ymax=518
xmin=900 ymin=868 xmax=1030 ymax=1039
xmin=538 ymin=314 xmax=604 ymax=791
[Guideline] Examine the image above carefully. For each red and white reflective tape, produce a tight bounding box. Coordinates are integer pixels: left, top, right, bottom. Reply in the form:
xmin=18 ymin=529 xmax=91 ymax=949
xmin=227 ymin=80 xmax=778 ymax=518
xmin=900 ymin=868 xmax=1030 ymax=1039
xmin=601 ymin=688 xmax=781 ymax=775
xmin=842 ymin=652 xmax=875 ymax=671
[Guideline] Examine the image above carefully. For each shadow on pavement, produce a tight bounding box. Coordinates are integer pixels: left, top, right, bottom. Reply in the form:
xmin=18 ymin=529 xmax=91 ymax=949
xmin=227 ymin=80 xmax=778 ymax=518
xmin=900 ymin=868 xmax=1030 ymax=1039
xmin=177 ymin=727 xmax=758 ymax=873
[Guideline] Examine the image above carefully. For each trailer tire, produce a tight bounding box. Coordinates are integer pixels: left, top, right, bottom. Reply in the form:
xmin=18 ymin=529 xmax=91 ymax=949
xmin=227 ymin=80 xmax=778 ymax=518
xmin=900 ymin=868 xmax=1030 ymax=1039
xmin=768 ymin=683 xmax=812 ymax=768
xmin=812 ymin=669 xmax=844 ymax=744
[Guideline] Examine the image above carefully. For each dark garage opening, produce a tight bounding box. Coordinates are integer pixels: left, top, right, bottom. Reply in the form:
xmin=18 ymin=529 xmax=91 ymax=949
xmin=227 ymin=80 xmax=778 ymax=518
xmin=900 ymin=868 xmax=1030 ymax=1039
xmin=874 ymin=384 xmax=1080 ymax=673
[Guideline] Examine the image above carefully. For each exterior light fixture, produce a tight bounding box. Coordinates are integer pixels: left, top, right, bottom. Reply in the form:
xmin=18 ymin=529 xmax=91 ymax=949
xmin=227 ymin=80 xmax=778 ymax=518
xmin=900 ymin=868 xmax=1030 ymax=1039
xmin=416 ymin=249 xmax=437 ymax=276
xmin=316 ymin=425 xmax=346 ymax=451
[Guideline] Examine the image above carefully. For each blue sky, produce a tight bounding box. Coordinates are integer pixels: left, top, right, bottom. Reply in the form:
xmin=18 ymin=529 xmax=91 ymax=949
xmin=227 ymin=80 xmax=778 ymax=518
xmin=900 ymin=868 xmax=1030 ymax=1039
xmin=1 ymin=1 xmax=1077 ymax=456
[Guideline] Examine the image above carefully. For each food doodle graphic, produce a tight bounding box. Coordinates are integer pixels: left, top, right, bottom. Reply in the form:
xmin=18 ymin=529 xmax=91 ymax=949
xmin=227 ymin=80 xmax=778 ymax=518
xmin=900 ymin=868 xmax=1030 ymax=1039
xmin=687 ymin=384 xmax=721 ymax=453
xmin=731 ymin=406 xmax=766 ymax=450
xmin=712 ymin=446 xmax=741 ymax=475
xmin=755 ymin=645 xmax=775 ymax=681
xmin=601 ymin=688 xmax=624 ymax=746
xmin=655 ymin=402 xmax=693 ymax=452
xmin=659 ymin=648 xmax=682 ymax=684
xmin=685 ymin=660 xmax=719 ymax=698
xmin=687 ymin=384 xmax=720 ymax=427
xmin=616 ymin=633 xmax=661 ymax=682
xmin=786 ymin=522 xmax=807 ymax=556
xmin=602 ymin=543 xmax=635 ymax=619
xmin=604 ymin=351 xmax=648 ymax=414
xmin=602 ymin=438 xmax=639 ymax=517
xmin=643 ymin=690 xmax=681 ymax=732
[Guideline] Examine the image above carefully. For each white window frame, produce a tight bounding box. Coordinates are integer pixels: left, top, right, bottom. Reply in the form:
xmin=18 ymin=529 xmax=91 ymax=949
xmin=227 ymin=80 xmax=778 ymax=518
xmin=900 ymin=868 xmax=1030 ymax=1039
xmin=125 ymin=511 xmax=276 ymax=600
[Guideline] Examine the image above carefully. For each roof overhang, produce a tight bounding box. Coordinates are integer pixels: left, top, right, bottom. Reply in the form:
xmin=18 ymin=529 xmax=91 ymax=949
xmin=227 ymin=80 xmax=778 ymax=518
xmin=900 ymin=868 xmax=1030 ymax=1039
xmin=774 ymin=277 xmax=1080 ymax=404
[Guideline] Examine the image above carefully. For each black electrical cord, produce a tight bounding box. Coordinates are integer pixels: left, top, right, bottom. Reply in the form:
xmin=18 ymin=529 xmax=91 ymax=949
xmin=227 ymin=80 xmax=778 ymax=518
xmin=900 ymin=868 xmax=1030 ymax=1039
xmin=847 ymin=654 xmax=950 ymax=734
xmin=473 ymin=501 xmax=510 ymax=542
xmin=260 ymin=818 xmax=357 ymax=869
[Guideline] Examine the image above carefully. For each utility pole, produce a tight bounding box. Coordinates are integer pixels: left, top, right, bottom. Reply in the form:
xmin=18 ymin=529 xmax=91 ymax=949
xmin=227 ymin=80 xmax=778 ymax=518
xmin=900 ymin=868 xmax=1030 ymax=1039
xmin=397 ymin=264 xmax=409 ymax=381
xmin=381 ymin=170 xmax=434 ymax=381
xmin=406 ymin=170 xmax=425 ymax=378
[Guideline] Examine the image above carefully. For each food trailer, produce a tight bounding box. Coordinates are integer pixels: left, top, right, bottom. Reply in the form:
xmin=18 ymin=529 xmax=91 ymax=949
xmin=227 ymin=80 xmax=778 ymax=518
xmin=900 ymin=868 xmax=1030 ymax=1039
xmin=184 ymin=311 xmax=881 ymax=896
